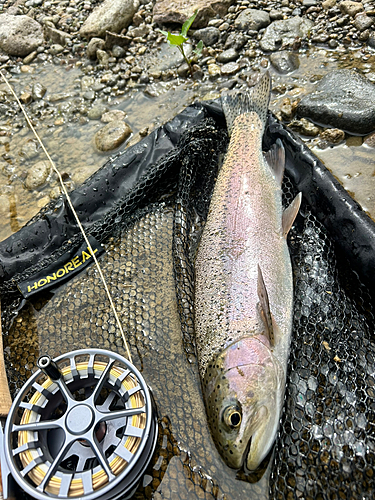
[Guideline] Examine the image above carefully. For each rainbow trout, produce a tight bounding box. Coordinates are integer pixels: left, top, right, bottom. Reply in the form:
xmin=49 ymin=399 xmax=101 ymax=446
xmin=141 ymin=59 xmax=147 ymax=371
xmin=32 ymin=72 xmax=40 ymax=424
xmin=194 ymin=72 xmax=301 ymax=471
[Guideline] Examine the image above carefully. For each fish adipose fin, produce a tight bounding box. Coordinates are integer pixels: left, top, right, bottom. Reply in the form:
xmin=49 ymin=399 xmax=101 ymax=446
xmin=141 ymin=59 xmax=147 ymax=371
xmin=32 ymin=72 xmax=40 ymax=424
xmin=282 ymin=192 xmax=302 ymax=237
xmin=221 ymin=71 xmax=271 ymax=136
xmin=264 ymin=138 xmax=285 ymax=186
xmin=257 ymin=265 xmax=275 ymax=347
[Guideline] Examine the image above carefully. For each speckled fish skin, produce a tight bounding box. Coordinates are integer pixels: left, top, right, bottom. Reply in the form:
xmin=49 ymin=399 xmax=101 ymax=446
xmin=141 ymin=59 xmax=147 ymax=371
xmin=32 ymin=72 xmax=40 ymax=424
xmin=194 ymin=73 xmax=296 ymax=471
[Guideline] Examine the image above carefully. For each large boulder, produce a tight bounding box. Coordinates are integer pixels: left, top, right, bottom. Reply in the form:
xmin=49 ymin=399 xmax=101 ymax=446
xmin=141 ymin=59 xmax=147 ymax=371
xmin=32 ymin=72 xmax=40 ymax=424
xmin=80 ymin=0 xmax=137 ymax=39
xmin=260 ymin=16 xmax=313 ymax=52
xmin=153 ymin=0 xmax=233 ymax=28
xmin=297 ymin=69 xmax=375 ymax=135
xmin=0 ymin=14 xmax=44 ymax=56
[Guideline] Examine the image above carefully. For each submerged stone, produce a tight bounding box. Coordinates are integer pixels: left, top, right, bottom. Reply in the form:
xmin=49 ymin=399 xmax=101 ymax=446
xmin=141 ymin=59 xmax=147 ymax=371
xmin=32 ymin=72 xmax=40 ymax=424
xmin=270 ymin=51 xmax=300 ymax=74
xmin=25 ymin=161 xmax=51 ymax=190
xmin=297 ymin=69 xmax=375 ymax=135
xmin=95 ymin=120 xmax=132 ymax=151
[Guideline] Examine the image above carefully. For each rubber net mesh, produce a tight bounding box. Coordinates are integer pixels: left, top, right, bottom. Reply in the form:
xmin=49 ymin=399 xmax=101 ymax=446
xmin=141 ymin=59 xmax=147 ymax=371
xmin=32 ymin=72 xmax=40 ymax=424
xmin=1 ymin=116 xmax=374 ymax=500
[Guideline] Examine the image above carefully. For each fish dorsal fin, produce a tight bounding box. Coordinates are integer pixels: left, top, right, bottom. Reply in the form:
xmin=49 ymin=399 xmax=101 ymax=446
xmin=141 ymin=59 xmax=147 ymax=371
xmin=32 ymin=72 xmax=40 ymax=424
xmin=257 ymin=265 xmax=274 ymax=347
xmin=221 ymin=71 xmax=271 ymax=136
xmin=264 ymin=138 xmax=285 ymax=186
xmin=282 ymin=192 xmax=302 ymax=237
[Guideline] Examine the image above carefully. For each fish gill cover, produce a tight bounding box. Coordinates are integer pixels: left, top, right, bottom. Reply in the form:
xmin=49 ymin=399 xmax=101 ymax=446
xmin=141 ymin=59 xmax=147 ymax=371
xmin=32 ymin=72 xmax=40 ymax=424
xmin=0 ymin=101 xmax=374 ymax=499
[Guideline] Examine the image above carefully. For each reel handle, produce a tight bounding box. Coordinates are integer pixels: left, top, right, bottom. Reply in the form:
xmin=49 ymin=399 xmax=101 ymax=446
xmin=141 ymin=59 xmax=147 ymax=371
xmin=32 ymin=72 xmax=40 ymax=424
xmin=37 ymin=355 xmax=62 ymax=381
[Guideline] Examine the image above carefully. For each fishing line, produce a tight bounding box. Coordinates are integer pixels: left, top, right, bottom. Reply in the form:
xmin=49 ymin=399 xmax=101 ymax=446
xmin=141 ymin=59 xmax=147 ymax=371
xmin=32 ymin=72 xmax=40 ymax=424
xmin=0 ymin=68 xmax=133 ymax=365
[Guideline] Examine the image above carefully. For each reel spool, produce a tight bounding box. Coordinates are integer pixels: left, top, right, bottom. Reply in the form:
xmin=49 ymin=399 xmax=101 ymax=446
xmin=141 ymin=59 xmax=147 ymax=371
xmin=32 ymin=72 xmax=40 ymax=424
xmin=3 ymin=349 xmax=158 ymax=500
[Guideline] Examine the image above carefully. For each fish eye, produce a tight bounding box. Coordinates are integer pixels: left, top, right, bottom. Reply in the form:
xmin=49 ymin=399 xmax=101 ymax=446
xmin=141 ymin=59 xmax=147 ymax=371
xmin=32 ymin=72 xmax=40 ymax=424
xmin=222 ymin=405 xmax=242 ymax=429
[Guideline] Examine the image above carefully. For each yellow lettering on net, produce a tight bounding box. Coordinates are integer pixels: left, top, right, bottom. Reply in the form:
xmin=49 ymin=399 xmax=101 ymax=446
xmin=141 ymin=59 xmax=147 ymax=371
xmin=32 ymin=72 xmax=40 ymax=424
xmin=56 ymin=268 xmax=65 ymax=278
xmin=72 ymin=255 xmax=82 ymax=269
xmin=46 ymin=273 xmax=57 ymax=283
xmin=27 ymin=282 xmax=39 ymax=293
xmin=37 ymin=278 xmax=47 ymax=288
xmin=81 ymin=250 xmax=91 ymax=263
xmin=88 ymin=246 xmax=98 ymax=256
xmin=64 ymin=261 xmax=74 ymax=274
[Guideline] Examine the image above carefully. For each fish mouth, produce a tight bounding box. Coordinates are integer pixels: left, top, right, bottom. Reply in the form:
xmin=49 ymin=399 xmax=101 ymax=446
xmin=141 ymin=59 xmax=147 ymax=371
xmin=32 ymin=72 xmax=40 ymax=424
xmin=241 ymin=435 xmax=253 ymax=471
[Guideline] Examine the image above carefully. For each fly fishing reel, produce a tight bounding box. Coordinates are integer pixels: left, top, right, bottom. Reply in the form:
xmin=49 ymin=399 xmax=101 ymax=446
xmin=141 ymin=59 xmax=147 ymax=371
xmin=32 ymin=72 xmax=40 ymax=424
xmin=2 ymin=349 xmax=158 ymax=500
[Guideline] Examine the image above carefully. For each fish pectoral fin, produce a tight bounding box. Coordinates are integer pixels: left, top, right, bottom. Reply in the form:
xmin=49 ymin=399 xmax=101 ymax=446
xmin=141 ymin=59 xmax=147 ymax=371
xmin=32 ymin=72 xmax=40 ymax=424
xmin=264 ymin=138 xmax=285 ymax=186
xmin=257 ymin=265 xmax=275 ymax=347
xmin=282 ymin=192 xmax=302 ymax=237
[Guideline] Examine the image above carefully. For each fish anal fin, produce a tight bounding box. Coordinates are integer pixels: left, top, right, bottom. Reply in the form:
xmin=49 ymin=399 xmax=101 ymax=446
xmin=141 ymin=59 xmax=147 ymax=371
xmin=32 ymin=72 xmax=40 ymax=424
xmin=257 ymin=265 xmax=275 ymax=347
xmin=264 ymin=138 xmax=285 ymax=186
xmin=282 ymin=192 xmax=302 ymax=237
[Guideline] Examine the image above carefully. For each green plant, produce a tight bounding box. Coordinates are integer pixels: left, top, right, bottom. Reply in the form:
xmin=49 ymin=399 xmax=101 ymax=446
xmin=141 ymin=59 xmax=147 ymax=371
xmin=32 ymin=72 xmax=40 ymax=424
xmin=159 ymin=10 xmax=204 ymax=78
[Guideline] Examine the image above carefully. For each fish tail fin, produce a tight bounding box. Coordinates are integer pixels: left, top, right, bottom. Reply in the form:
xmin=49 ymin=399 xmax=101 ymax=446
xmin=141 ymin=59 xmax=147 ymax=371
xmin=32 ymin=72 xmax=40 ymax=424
xmin=221 ymin=71 xmax=271 ymax=136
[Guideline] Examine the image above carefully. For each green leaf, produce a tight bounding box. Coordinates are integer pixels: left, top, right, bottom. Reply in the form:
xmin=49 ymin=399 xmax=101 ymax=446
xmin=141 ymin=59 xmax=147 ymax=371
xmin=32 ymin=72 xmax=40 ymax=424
xmin=193 ymin=39 xmax=203 ymax=55
xmin=166 ymin=32 xmax=187 ymax=46
xmin=181 ymin=9 xmax=198 ymax=37
xmin=158 ymin=29 xmax=169 ymax=38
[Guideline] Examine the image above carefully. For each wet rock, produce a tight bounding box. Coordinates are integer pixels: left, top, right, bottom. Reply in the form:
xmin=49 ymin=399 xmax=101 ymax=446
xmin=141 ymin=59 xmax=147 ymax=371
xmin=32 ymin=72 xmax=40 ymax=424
xmin=224 ymin=32 xmax=247 ymax=51
xmin=83 ymin=91 xmax=95 ymax=100
xmin=95 ymin=120 xmax=132 ymax=151
xmin=220 ymin=62 xmax=240 ymax=76
xmin=234 ymin=9 xmax=270 ymax=31
xmin=269 ymin=9 xmax=284 ymax=20
xmin=193 ymin=27 xmax=220 ymax=46
xmin=279 ymin=97 xmax=298 ymax=121
xmin=32 ymin=83 xmax=47 ymax=100
xmin=260 ymin=17 xmax=314 ymax=52
xmin=23 ymin=50 xmax=38 ymax=65
xmin=339 ymin=0 xmax=364 ymax=16
xmin=322 ymin=0 xmax=336 ymax=8
xmin=19 ymin=140 xmax=39 ymax=160
xmin=319 ymin=128 xmax=345 ymax=144
xmin=177 ymin=63 xmax=190 ymax=78
xmin=353 ymin=14 xmax=373 ymax=31
xmin=289 ymin=118 xmax=320 ymax=136
xmin=297 ymin=69 xmax=375 ymax=134
xmin=208 ymin=63 xmax=221 ymax=77
xmin=25 ymin=160 xmax=51 ymax=190
xmin=270 ymin=51 xmax=300 ymax=73
xmin=153 ymin=0 xmax=232 ymax=28
xmin=44 ymin=26 xmax=71 ymax=46
xmin=364 ymin=131 xmax=375 ymax=148
xmin=49 ymin=44 xmax=64 ymax=55
xmin=80 ymin=0 xmax=137 ymax=39
xmin=87 ymin=38 xmax=106 ymax=59
xmin=20 ymin=92 xmax=33 ymax=104
xmin=112 ymin=45 xmax=126 ymax=58
xmin=217 ymin=48 xmax=239 ymax=63
xmin=101 ymin=109 xmax=126 ymax=122
xmin=88 ymin=103 xmax=108 ymax=120
xmin=97 ymin=49 xmax=110 ymax=66
xmin=0 ymin=14 xmax=44 ymax=56
xmin=368 ymin=34 xmax=375 ymax=48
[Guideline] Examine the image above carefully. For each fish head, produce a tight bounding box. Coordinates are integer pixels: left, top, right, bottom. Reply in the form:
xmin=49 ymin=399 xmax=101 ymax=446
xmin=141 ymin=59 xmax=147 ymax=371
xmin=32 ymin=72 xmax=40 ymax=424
xmin=202 ymin=336 xmax=285 ymax=471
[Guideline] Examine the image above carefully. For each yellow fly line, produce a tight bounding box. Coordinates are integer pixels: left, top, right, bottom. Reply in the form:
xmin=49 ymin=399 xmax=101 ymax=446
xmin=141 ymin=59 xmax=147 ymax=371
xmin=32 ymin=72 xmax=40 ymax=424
xmin=17 ymin=360 xmax=146 ymax=497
